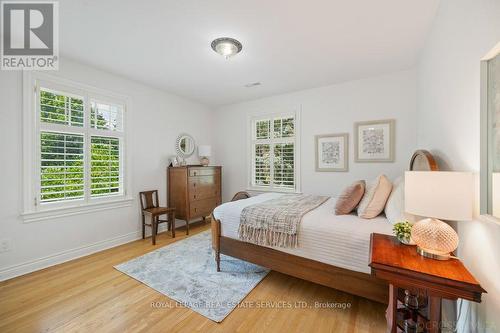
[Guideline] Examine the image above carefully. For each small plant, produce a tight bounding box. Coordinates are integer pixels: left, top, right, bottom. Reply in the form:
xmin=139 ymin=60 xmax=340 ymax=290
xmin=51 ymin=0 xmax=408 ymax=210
xmin=393 ymin=221 xmax=413 ymax=243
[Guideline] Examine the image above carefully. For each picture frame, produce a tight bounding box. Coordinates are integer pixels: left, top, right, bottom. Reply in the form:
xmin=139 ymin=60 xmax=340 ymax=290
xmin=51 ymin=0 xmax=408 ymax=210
xmin=354 ymin=119 xmax=395 ymax=162
xmin=315 ymin=133 xmax=349 ymax=172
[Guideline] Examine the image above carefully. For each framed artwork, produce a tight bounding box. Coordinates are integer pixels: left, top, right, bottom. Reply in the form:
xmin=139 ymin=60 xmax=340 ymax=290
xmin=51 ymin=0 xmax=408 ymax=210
xmin=315 ymin=133 xmax=348 ymax=172
xmin=354 ymin=119 xmax=395 ymax=162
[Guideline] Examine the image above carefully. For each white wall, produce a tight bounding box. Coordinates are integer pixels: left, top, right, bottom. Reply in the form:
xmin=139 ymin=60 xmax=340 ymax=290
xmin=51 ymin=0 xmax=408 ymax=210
xmin=416 ymin=0 xmax=500 ymax=332
xmin=214 ymin=70 xmax=418 ymax=202
xmin=0 ymin=58 xmax=214 ymax=280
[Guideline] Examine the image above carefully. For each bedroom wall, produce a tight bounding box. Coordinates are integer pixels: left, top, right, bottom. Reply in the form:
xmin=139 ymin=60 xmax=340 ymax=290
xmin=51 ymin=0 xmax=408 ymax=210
xmin=416 ymin=0 xmax=500 ymax=332
xmin=213 ymin=69 xmax=418 ymax=202
xmin=0 ymin=58 xmax=214 ymax=281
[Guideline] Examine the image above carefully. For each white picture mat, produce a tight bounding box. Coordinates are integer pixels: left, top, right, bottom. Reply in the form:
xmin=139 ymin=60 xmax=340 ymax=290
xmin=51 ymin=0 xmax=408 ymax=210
xmin=355 ymin=119 xmax=395 ymax=162
xmin=315 ymin=133 xmax=348 ymax=171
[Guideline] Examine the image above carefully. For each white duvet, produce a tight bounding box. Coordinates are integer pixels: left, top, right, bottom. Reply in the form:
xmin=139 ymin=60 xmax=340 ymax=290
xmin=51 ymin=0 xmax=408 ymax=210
xmin=213 ymin=193 xmax=394 ymax=274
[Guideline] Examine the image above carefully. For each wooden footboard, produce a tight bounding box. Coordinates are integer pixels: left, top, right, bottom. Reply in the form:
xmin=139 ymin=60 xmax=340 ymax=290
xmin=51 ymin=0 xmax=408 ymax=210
xmin=210 ymin=216 xmax=388 ymax=304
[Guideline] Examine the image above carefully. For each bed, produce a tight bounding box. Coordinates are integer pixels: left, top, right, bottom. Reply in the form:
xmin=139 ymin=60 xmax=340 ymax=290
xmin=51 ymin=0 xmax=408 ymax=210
xmin=210 ymin=150 xmax=439 ymax=304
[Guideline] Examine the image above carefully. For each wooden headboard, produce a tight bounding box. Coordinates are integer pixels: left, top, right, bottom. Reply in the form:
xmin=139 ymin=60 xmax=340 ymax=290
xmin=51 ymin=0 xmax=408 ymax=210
xmin=409 ymin=150 xmax=439 ymax=171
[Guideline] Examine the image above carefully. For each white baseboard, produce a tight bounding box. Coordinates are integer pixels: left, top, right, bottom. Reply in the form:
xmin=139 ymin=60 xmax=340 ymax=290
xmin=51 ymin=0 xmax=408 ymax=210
xmin=0 ymin=222 xmax=182 ymax=282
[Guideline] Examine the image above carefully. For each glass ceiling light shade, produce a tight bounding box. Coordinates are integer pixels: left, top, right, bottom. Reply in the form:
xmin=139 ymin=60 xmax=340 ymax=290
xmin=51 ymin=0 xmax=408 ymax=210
xmin=211 ymin=37 xmax=242 ymax=59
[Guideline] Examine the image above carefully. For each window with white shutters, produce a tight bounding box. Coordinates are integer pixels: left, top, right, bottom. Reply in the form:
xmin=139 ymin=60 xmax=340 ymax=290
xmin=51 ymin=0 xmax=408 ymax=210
xmin=91 ymin=136 xmax=122 ymax=197
xmin=250 ymin=114 xmax=298 ymax=191
xmin=32 ymin=80 xmax=127 ymax=210
xmin=40 ymin=131 xmax=84 ymax=202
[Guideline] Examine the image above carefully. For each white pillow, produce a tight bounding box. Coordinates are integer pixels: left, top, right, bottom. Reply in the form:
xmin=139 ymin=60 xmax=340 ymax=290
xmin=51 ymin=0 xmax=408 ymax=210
xmin=357 ymin=174 xmax=393 ymax=219
xmin=384 ymin=177 xmax=416 ymax=224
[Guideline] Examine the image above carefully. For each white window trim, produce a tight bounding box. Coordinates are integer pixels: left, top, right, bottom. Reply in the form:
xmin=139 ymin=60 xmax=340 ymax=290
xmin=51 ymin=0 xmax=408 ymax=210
xmin=246 ymin=108 xmax=301 ymax=193
xmin=22 ymin=71 xmax=133 ymax=223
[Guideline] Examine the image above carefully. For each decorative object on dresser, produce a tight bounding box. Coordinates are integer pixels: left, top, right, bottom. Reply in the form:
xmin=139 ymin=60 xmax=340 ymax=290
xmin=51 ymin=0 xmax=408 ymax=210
xmin=139 ymin=190 xmax=176 ymax=245
xmin=354 ymin=119 xmax=395 ymax=162
xmin=175 ymin=133 xmax=196 ymax=165
xmin=405 ymin=171 xmax=473 ymax=260
xmin=168 ymin=165 xmax=222 ymax=234
xmin=369 ymin=233 xmax=486 ymax=333
xmin=315 ymin=133 xmax=348 ymax=172
xmin=198 ymin=145 xmax=212 ymax=166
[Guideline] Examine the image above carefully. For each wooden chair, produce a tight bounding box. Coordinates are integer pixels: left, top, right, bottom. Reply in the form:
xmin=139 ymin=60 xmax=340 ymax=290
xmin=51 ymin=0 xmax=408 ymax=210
xmin=139 ymin=190 xmax=176 ymax=245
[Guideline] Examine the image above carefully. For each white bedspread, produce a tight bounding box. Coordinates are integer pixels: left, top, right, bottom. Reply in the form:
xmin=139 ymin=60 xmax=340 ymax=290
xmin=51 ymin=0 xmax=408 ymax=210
xmin=213 ymin=193 xmax=394 ymax=274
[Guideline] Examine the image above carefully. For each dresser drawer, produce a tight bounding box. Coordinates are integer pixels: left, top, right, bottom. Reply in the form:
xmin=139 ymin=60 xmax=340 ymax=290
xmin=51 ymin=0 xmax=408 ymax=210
xmin=188 ymin=167 xmax=220 ymax=177
xmin=190 ymin=198 xmax=220 ymax=218
xmin=189 ymin=175 xmax=219 ymax=190
xmin=189 ymin=188 xmax=219 ymax=201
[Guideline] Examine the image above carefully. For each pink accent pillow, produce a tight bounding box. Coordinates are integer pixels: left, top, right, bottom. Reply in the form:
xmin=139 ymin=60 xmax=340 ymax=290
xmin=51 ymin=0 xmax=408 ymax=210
xmin=357 ymin=174 xmax=393 ymax=219
xmin=335 ymin=180 xmax=366 ymax=215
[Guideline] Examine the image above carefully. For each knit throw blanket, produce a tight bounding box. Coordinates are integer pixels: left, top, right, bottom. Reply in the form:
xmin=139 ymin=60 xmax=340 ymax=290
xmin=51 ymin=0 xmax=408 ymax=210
xmin=238 ymin=194 xmax=329 ymax=248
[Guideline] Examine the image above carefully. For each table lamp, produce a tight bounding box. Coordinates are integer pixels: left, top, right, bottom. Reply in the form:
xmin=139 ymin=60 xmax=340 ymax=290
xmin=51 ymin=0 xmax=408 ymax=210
xmin=404 ymin=171 xmax=473 ymax=260
xmin=198 ymin=145 xmax=211 ymax=166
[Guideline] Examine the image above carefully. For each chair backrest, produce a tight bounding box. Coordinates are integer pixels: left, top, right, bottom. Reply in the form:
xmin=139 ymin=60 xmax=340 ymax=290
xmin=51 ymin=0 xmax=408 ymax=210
xmin=139 ymin=190 xmax=159 ymax=210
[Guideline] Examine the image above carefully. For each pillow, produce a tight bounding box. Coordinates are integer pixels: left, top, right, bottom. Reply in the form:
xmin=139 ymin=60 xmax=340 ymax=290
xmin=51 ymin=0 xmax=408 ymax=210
xmin=357 ymin=174 xmax=393 ymax=219
xmin=335 ymin=180 xmax=366 ymax=215
xmin=384 ymin=177 xmax=404 ymax=224
xmin=385 ymin=177 xmax=417 ymax=224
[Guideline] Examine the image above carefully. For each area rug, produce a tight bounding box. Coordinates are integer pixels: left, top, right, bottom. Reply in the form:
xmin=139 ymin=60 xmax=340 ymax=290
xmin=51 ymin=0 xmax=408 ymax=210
xmin=114 ymin=230 xmax=269 ymax=322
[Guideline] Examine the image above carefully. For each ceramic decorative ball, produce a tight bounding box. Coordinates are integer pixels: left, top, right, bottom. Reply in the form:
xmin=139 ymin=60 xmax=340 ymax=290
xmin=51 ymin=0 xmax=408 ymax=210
xmin=411 ymin=218 xmax=459 ymax=255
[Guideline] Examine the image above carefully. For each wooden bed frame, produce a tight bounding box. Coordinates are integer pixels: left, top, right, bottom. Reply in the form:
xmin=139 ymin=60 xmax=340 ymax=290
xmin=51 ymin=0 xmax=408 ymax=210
xmin=211 ymin=150 xmax=439 ymax=305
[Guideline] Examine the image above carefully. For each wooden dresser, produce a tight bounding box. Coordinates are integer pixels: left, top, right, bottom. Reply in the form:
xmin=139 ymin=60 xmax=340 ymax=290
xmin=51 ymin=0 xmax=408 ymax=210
xmin=167 ymin=166 xmax=222 ymax=232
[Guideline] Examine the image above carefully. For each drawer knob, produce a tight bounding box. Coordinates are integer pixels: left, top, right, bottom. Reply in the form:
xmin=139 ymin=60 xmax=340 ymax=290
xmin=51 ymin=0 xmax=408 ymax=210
xmin=194 ymin=195 xmax=196 ymax=199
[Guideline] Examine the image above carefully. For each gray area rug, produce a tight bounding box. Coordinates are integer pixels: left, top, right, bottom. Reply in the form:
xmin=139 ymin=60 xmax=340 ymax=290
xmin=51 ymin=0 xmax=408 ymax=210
xmin=114 ymin=230 xmax=269 ymax=322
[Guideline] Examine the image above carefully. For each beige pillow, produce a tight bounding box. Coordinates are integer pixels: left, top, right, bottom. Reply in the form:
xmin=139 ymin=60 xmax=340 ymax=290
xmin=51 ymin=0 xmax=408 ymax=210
xmin=335 ymin=180 xmax=366 ymax=215
xmin=358 ymin=175 xmax=393 ymax=219
xmin=385 ymin=177 xmax=417 ymax=224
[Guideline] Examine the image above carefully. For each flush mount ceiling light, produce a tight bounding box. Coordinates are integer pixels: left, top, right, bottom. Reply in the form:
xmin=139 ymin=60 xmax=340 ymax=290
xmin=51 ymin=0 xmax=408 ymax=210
xmin=211 ymin=37 xmax=242 ymax=59
xmin=244 ymin=82 xmax=261 ymax=88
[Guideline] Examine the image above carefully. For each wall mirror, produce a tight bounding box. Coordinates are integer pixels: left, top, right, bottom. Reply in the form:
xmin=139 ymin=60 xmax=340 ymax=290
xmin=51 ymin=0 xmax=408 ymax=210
xmin=480 ymin=46 xmax=500 ymax=219
xmin=176 ymin=133 xmax=195 ymax=158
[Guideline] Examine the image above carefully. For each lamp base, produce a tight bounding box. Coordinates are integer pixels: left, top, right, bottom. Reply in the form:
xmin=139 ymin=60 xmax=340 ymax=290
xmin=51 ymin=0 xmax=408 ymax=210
xmin=416 ymin=246 xmax=452 ymax=260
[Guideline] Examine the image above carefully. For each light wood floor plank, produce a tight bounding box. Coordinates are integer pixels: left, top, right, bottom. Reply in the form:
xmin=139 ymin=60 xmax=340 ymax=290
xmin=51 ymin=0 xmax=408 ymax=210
xmin=0 ymin=222 xmax=386 ymax=333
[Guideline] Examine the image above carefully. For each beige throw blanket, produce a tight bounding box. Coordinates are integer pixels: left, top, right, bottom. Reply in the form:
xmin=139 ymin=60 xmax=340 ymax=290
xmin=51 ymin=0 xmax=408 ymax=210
xmin=238 ymin=194 xmax=329 ymax=248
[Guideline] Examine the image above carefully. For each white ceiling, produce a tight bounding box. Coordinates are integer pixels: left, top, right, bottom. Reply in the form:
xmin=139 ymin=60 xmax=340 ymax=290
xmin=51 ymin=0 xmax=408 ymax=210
xmin=60 ymin=0 xmax=440 ymax=107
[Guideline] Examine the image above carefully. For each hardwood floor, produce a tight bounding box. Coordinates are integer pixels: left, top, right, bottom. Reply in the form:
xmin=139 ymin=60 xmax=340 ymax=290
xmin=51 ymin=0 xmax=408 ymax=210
xmin=0 ymin=222 xmax=386 ymax=333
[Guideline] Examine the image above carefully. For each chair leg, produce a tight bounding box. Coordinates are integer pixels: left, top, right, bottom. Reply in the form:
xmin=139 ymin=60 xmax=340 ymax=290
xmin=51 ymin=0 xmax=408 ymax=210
xmin=186 ymin=219 xmax=189 ymax=235
xmin=171 ymin=211 xmax=176 ymax=238
xmin=151 ymin=216 xmax=157 ymax=245
xmin=141 ymin=214 xmax=145 ymax=239
xmin=155 ymin=216 xmax=159 ymax=236
xmin=216 ymin=250 xmax=220 ymax=272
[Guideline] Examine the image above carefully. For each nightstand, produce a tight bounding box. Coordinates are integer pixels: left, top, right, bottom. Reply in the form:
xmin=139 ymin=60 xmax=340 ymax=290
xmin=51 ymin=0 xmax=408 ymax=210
xmin=369 ymin=233 xmax=486 ymax=333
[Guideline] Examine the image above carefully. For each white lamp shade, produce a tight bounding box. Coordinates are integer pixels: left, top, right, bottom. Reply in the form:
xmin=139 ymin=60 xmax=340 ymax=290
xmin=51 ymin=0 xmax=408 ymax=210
xmin=404 ymin=171 xmax=473 ymax=221
xmin=198 ymin=145 xmax=211 ymax=157
xmin=493 ymin=172 xmax=500 ymax=218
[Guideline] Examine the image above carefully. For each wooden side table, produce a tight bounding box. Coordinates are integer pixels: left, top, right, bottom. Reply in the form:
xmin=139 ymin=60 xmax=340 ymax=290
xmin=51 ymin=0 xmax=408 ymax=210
xmin=369 ymin=233 xmax=486 ymax=333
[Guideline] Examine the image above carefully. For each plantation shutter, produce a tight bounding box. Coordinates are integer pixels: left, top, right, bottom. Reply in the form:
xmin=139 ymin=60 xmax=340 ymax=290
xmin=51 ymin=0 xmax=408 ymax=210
xmin=40 ymin=132 xmax=85 ymax=202
xmin=91 ymin=136 xmax=122 ymax=196
xmin=36 ymin=84 xmax=126 ymax=206
xmin=252 ymin=115 xmax=296 ymax=190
